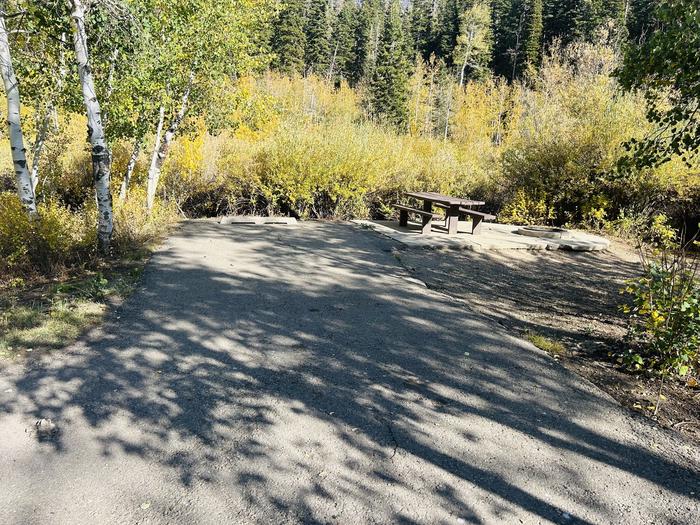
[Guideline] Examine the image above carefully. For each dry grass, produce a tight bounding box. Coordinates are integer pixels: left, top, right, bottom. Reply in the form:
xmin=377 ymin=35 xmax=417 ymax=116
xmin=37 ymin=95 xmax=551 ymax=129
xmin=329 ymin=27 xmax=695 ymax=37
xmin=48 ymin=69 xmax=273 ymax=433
xmin=0 ymin=264 xmax=144 ymax=359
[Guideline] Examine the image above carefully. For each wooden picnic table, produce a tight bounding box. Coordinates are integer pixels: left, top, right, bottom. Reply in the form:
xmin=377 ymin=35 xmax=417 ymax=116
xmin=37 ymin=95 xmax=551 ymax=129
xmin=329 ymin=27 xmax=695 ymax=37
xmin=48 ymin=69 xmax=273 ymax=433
xmin=406 ymin=192 xmax=486 ymax=235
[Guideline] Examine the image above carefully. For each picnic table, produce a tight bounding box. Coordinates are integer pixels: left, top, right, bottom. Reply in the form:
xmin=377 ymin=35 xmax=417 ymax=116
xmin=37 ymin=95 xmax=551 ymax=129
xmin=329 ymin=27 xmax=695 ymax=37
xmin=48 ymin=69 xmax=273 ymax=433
xmin=402 ymin=191 xmax=489 ymax=235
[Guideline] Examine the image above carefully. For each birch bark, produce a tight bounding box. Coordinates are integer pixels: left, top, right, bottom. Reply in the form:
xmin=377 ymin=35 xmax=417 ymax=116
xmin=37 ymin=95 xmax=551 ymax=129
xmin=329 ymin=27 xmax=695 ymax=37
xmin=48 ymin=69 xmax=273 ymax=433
xmin=119 ymin=139 xmax=141 ymax=200
xmin=69 ymin=0 xmax=113 ymax=252
xmin=0 ymin=12 xmax=37 ymax=215
xmin=147 ymin=71 xmax=194 ymax=211
xmin=146 ymin=105 xmax=165 ymax=210
xmin=31 ymin=105 xmax=52 ymax=192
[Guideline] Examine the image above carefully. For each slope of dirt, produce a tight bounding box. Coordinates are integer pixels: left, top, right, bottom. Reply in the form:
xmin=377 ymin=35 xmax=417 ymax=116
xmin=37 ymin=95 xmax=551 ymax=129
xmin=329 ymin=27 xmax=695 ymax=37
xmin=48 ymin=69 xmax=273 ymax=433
xmin=396 ymin=240 xmax=700 ymax=445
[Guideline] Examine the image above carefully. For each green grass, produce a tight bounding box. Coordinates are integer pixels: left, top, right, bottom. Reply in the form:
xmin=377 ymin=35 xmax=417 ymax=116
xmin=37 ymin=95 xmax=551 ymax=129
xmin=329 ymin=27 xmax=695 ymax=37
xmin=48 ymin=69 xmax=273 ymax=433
xmin=527 ymin=332 xmax=567 ymax=356
xmin=0 ymin=264 xmax=144 ymax=359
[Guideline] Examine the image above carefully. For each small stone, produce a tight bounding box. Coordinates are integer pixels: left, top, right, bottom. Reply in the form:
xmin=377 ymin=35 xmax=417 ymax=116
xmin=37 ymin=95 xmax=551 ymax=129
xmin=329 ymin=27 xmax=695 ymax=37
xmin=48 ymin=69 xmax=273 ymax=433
xmin=140 ymin=501 xmax=151 ymax=510
xmin=35 ymin=418 xmax=57 ymax=437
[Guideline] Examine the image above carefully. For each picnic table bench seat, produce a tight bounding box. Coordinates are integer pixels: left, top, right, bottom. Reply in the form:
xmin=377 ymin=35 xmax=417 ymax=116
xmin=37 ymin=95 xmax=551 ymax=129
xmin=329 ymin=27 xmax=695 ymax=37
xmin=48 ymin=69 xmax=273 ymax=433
xmin=458 ymin=207 xmax=496 ymax=235
xmin=394 ymin=204 xmax=444 ymax=234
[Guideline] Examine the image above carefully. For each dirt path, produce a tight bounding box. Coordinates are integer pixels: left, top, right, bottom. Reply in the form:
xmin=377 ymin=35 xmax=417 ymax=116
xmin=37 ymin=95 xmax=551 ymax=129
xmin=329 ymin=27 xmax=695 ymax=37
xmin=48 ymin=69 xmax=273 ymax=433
xmin=0 ymin=222 xmax=698 ymax=524
xmin=397 ymin=241 xmax=700 ymax=444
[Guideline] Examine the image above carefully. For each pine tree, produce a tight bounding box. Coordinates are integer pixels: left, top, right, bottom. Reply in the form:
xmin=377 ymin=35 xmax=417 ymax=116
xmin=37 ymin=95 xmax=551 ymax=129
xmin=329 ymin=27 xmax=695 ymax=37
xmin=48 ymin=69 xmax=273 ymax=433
xmin=523 ymin=0 xmax=543 ymax=72
xmin=435 ymin=0 xmax=463 ymax=64
xmin=367 ymin=0 xmax=410 ymax=129
xmin=411 ymin=0 xmax=436 ymax=59
xmin=352 ymin=0 xmax=384 ymax=84
xmin=333 ymin=0 xmax=359 ymax=83
xmin=491 ymin=0 xmax=517 ymax=77
xmin=304 ymin=0 xmax=332 ymax=74
xmin=272 ymin=0 xmax=306 ymax=75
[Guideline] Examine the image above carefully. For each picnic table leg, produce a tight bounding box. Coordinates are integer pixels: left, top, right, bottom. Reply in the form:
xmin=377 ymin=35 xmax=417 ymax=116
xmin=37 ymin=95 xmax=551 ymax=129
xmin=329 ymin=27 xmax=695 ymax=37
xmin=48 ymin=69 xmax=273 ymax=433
xmin=472 ymin=215 xmax=484 ymax=235
xmin=421 ymin=200 xmax=433 ymax=234
xmin=446 ymin=205 xmax=460 ymax=235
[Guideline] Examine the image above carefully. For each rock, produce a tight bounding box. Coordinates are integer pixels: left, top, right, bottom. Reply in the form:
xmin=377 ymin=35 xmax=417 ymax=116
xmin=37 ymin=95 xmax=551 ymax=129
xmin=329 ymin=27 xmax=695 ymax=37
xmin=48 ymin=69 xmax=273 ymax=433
xmin=35 ymin=418 xmax=58 ymax=438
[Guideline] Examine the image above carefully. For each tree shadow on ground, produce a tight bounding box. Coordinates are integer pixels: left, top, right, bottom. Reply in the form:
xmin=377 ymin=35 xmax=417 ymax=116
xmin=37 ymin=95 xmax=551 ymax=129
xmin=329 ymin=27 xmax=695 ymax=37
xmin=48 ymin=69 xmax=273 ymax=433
xmin=1 ymin=222 xmax=697 ymax=523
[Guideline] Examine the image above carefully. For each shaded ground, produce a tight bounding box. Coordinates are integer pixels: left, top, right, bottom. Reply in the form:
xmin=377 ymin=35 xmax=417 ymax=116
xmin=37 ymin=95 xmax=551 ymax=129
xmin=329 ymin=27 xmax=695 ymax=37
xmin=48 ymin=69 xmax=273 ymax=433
xmin=396 ymin=240 xmax=700 ymax=444
xmin=0 ymin=221 xmax=698 ymax=524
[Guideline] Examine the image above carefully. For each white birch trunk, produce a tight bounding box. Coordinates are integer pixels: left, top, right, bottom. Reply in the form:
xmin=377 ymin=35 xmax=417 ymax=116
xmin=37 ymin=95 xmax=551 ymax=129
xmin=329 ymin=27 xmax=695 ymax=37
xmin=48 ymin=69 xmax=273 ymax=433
xmin=147 ymin=72 xmax=194 ymax=211
xmin=146 ymin=105 xmax=165 ymax=210
xmin=30 ymin=105 xmax=52 ymax=192
xmin=69 ymin=0 xmax=113 ymax=252
xmin=119 ymin=139 xmax=141 ymax=200
xmin=0 ymin=14 xmax=37 ymax=215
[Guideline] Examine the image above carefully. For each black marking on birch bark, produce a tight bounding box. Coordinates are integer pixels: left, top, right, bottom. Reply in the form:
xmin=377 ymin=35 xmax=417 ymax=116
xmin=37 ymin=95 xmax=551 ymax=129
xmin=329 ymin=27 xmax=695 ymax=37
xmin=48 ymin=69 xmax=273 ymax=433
xmin=15 ymin=159 xmax=26 ymax=168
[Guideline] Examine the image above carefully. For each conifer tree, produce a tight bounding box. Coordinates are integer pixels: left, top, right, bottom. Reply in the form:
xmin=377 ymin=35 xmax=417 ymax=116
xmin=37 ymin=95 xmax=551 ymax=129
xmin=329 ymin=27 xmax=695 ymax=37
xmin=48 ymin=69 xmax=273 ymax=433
xmin=352 ymin=0 xmax=384 ymax=84
xmin=435 ymin=0 xmax=463 ymax=64
xmin=304 ymin=0 xmax=332 ymax=74
xmin=410 ymin=0 xmax=436 ymax=59
xmin=272 ymin=0 xmax=306 ymax=75
xmin=491 ymin=0 xmax=517 ymax=77
xmin=333 ymin=0 xmax=359 ymax=83
xmin=367 ymin=0 xmax=410 ymax=129
xmin=523 ymin=0 xmax=543 ymax=72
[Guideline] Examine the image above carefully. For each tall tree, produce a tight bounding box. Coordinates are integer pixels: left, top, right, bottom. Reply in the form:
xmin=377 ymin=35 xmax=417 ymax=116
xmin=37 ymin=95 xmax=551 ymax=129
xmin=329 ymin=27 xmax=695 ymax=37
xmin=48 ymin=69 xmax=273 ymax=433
xmin=272 ymin=0 xmax=306 ymax=75
xmin=523 ymin=0 xmax=543 ymax=72
xmin=410 ymin=0 xmax=435 ymax=59
xmin=69 ymin=0 xmax=113 ymax=251
xmin=367 ymin=0 xmax=410 ymax=128
xmin=453 ymin=1 xmax=493 ymax=85
xmin=304 ymin=0 xmax=331 ymax=74
xmin=352 ymin=0 xmax=384 ymax=83
xmin=333 ymin=0 xmax=359 ymax=83
xmin=0 ymin=3 xmax=37 ymax=215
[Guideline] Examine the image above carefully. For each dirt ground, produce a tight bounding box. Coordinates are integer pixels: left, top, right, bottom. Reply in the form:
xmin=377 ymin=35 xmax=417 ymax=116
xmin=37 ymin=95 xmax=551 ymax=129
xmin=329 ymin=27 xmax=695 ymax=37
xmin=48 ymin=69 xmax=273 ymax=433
xmin=396 ymin=240 xmax=700 ymax=445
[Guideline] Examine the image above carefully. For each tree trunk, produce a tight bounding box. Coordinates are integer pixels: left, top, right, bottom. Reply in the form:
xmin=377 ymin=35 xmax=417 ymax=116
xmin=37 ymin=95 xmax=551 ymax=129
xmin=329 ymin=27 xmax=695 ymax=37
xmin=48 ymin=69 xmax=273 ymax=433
xmin=30 ymin=105 xmax=52 ymax=193
xmin=0 ymin=14 xmax=37 ymax=215
xmin=146 ymin=105 xmax=165 ymax=210
xmin=119 ymin=139 xmax=141 ymax=200
xmin=69 ymin=0 xmax=113 ymax=253
xmin=147 ymin=72 xmax=194 ymax=211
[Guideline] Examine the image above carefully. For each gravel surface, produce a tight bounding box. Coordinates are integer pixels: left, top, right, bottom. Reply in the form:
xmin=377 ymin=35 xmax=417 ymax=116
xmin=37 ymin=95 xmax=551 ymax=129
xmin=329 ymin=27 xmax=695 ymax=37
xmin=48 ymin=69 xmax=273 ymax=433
xmin=1 ymin=221 xmax=698 ymax=524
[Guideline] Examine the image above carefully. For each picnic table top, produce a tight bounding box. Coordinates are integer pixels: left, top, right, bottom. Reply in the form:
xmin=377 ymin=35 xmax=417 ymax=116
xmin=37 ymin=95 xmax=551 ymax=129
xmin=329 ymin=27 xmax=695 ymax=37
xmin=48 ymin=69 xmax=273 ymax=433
xmin=405 ymin=191 xmax=485 ymax=207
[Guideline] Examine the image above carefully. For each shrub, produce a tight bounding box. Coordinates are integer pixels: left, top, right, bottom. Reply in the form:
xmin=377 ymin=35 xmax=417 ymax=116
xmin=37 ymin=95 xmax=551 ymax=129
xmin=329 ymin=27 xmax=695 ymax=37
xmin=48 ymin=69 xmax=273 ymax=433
xmin=0 ymin=191 xmax=178 ymax=280
xmin=621 ymin=226 xmax=700 ymax=377
xmin=0 ymin=193 xmax=96 ymax=276
xmin=112 ymin=188 xmax=180 ymax=255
